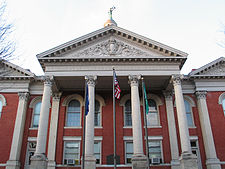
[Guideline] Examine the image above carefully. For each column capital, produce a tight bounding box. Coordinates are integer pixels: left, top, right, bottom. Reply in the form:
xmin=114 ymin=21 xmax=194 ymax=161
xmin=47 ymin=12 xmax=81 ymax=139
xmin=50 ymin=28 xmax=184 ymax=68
xmin=44 ymin=76 xmax=54 ymax=86
xmin=52 ymin=92 xmax=62 ymax=101
xmin=85 ymin=75 xmax=97 ymax=86
xmin=171 ymin=74 xmax=184 ymax=86
xmin=195 ymin=91 xmax=207 ymax=100
xmin=128 ymin=75 xmax=141 ymax=86
xmin=18 ymin=92 xmax=30 ymax=101
xmin=163 ymin=90 xmax=173 ymax=100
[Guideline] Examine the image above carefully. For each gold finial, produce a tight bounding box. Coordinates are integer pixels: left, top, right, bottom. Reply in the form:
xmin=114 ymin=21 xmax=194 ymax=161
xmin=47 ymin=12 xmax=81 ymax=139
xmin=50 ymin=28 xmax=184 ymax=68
xmin=104 ymin=6 xmax=117 ymax=27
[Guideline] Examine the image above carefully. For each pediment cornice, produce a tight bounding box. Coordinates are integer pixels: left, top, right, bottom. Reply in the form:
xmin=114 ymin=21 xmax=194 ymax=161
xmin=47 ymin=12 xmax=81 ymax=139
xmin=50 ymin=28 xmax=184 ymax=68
xmin=189 ymin=57 xmax=225 ymax=79
xmin=37 ymin=26 xmax=188 ymax=59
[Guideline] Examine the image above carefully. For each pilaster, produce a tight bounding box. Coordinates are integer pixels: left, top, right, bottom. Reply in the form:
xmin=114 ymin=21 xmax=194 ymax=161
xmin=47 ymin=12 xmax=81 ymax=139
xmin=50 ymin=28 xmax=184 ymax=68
xmin=195 ymin=91 xmax=221 ymax=169
xmin=47 ymin=92 xmax=62 ymax=169
xmin=6 ymin=92 xmax=30 ymax=169
xmin=163 ymin=91 xmax=180 ymax=169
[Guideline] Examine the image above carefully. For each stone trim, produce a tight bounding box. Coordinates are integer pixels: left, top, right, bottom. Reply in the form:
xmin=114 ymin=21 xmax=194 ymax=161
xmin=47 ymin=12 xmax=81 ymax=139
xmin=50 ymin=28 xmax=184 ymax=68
xmin=29 ymin=96 xmax=42 ymax=108
xmin=0 ymin=94 xmax=7 ymax=106
xmin=62 ymin=94 xmax=84 ymax=106
xmin=218 ymin=92 xmax=225 ymax=104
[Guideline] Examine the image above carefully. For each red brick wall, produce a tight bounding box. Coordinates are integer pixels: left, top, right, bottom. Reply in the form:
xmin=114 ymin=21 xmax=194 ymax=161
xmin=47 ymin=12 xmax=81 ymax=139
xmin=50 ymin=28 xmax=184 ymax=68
xmin=0 ymin=93 xmax=19 ymax=164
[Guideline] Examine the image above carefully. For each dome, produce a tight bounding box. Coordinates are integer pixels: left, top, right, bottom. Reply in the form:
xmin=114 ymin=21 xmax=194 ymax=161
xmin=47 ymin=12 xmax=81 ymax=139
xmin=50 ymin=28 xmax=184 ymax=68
xmin=104 ymin=19 xmax=117 ymax=27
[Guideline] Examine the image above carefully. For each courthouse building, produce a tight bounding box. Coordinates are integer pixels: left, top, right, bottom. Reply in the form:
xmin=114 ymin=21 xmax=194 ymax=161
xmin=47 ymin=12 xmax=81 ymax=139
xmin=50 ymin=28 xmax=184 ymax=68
xmin=0 ymin=14 xmax=225 ymax=169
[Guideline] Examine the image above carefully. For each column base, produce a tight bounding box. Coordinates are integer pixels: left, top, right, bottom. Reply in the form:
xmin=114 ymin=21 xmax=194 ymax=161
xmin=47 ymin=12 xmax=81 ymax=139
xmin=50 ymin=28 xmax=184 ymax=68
xmin=179 ymin=153 xmax=198 ymax=169
xmin=29 ymin=154 xmax=48 ymax=169
xmin=6 ymin=160 xmax=20 ymax=169
xmin=206 ymin=158 xmax=221 ymax=169
xmin=47 ymin=160 xmax=56 ymax=169
xmin=171 ymin=159 xmax=180 ymax=169
xmin=132 ymin=154 xmax=148 ymax=169
xmin=83 ymin=155 xmax=96 ymax=169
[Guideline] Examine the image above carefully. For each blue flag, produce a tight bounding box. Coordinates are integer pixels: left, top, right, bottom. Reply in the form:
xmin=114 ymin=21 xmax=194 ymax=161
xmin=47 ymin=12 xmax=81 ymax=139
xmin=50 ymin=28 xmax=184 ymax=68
xmin=85 ymin=84 xmax=89 ymax=116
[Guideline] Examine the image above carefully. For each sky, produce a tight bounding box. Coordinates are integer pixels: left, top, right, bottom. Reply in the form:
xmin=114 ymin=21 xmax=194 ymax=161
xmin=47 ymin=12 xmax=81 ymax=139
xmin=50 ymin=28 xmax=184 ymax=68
xmin=4 ymin=0 xmax=225 ymax=75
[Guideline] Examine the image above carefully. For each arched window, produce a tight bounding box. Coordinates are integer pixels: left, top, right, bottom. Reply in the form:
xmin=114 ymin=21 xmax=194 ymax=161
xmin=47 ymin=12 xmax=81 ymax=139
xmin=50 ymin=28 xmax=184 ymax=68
xmin=124 ymin=100 xmax=132 ymax=126
xmin=147 ymin=99 xmax=159 ymax=126
xmin=66 ymin=100 xmax=81 ymax=127
xmin=32 ymin=102 xmax=41 ymax=128
xmin=222 ymin=99 xmax=225 ymax=116
xmin=95 ymin=100 xmax=100 ymax=126
xmin=184 ymin=100 xmax=194 ymax=127
xmin=0 ymin=100 xmax=2 ymax=118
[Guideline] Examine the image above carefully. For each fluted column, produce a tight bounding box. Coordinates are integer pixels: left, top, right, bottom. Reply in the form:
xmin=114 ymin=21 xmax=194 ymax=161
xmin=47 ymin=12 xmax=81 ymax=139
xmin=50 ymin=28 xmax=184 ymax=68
xmin=30 ymin=76 xmax=53 ymax=169
xmin=6 ymin=92 xmax=30 ymax=169
xmin=163 ymin=91 xmax=180 ymax=169
xmin=195 ymin=91 xmax=221 ymax=169
xmin=47 ymin=92 xmax=62 ymax=169
xmin=84 ymin=75 xmax=97 ymax=169
xmin=129 ymin=75 xmax=147 ymax=169
xmin=172 ymin=75 xmax=198 ymax=169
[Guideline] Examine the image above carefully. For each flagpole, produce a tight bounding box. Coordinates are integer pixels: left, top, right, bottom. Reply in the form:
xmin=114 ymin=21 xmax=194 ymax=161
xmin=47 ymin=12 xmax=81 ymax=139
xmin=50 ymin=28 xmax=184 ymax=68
xmin=113 ymin=68 xmax=117 ymax=169
xmin=141 ymin=77 xmax=150 ymax=169
xmin=81 ymin=80 xmax=87 ymax=169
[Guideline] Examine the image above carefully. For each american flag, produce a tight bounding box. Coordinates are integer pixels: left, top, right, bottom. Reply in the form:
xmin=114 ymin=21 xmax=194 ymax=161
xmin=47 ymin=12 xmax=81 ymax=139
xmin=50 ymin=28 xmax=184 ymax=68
xmin=114 ymin=72 xmax=121 ymax=99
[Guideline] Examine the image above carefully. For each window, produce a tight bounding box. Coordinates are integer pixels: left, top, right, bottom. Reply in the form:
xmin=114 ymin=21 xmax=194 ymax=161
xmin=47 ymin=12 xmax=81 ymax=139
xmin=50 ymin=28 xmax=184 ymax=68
xmin=190 ymin=140 xmax=202 ymax=169
xmin=147 ymin=99 xmax=159 ymax=126
xmin=0 ymin=100 xmax=2 ymax=118
xmin=184 ymin=100 xmax=194 ymax=127
xmin=148 ymin=141 xmax=162 ymax=164
xmin=124 ymin=100 xmax=132 ymax=126
xmin=222 ymin=99 xmax=225 ymax=116
xmin=63 ymin=141 xmax=80 ymax=165
xmin=125 ymin=141 xmax=133 ymax=164
xmin=95 ymin=100 xmax=100 ymax=126
xmin=25 ymin=141 xmax=36 ymax=169
xmin=32 ymin=102 xmax=41 ymax=128
xmin=94 ymin=141 xmax=101 ymax=164
xmin=66 ymin=100 xmax=81 ymax=127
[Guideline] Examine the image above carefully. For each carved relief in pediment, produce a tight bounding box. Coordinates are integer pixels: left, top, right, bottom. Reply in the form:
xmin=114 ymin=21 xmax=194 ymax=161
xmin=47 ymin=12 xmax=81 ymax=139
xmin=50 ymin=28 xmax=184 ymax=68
xmin=200 ymin=63 xmax=225 ymax=76
xmin=76 ymin=38 xmax=149 ymax=57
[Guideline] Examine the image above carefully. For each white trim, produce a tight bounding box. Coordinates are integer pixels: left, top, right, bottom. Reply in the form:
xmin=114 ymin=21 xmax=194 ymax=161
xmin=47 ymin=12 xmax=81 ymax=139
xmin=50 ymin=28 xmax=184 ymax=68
xmin=64 ymin=126 xmax=82 ymax=129
xmin=141 ymin=93 xmax=163 ymax=106
xmin=29 ymin=96 xmax=42 ymax=108
xmin=96 ymin=94 xmax=106 ymax=106
xmin=120 ymin=94 xmax=131 ymax=106
xmin=62 ymin=94 xmax=84 ymax=106
xmin=148 ymin=136 xmax=163 ymax=140
xmin=218 ymin=92 xmax=225 ymax=104
xmin=183 ymin=95 xmax=196 ymax=107
xmin=123 ymin=136 xmax=133 ymax=141
xmin=63 ymin=136 xmax=82 ymax=141
xmin=0 ymin=163 xmax=6 ymax=166
xmin=94 ymin=136 xmax=103 ymax=141
xmin=27 ymin=137 xmax=37 ymax=142
xmin=0 ymin=94 xmax=7 ymax=106
xmin=190 ymin=136 xmax=198 ymax=140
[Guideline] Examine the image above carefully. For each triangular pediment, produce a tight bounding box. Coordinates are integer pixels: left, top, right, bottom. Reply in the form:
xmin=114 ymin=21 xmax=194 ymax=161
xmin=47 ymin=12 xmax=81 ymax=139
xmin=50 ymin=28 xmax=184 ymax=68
xmin=58 ymin=37 xmax=167 ymax=59
xmin=189 ymin=57 xmax=225 ymax=77
xmin=0 ymin=60 xmax=35 ymax=77
xmin=37 ymin=26 xmax=187 ymax=60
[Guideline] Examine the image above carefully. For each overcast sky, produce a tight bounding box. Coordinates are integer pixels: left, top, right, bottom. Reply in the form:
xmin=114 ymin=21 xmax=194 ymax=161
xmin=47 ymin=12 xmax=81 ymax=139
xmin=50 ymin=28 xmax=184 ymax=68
xmin=5 ymin=0 xmax=225 ymax=75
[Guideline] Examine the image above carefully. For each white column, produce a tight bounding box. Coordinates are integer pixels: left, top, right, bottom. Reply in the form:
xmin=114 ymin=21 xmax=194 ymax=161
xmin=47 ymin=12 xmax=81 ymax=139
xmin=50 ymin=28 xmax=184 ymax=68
xmin=163 ymin=91 xmax=180 ymax=169
xmin=129 ymin=75 xmax=143 ymax=155
xmin=129 ymin=75 xmax=147 ymax=169
xmin=6 ymin=92 xmax=30 ymax=169
xmin=30 ymin=77 xmax=53 ymax=169
xmin=195 ymin=91 xmax=221 ymax=169
xmin=84 ymin=75 xmax=97 ymax=169
xmin=172 ymin=75 xmax=198 ymax=169
xmin=172 ymin=75 xmax=191 ymax=154
xmin=47 ymin=92 xmax=62 ymax=169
